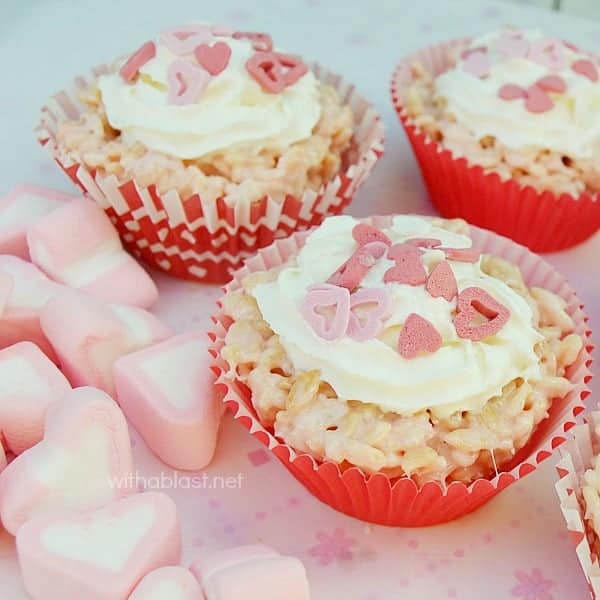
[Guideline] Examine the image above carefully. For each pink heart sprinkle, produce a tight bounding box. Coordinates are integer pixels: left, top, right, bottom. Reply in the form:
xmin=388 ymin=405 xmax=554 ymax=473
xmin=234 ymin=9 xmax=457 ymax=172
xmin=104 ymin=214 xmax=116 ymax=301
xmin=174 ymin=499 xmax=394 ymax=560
xmin=498 ymin=84 xmax=527 ymax=100
xmin=233 ymin=31 xmax=273 ymax=52
xmin=352 ymin=223 xmax=392 ymax=247
xmin=167 ymin=59 xmax=211 ymax=106
xmin=347 ymin=287 xmax=392 ymax=341
xmin=572 ymin=59 xmax=599 ymax=82
xmin=194 ymin=41 xmax=232 ymax=76
xmin=525 ymin=85 xmax=554 ymax=114
xmin=119 ymin=41 xmax=156 ymax=83
xmin=300 ymin=284 xmax=351 ymax=341
xmin=439 ymin=247 xmax=480 ymax=263
xmin=426 ymin=261 xmax=458 ymax=302
xmin=246 ymin=52 xmax=308 ymax=93
xmin=461 ymin=46 xmax=488 ymax=60
xmin=406 ymin=238 xmax=442 ymax=249
xmin=462 ymin=50 xmax=491 ymax=79
xmin=528 ymin=38 xmax=566 ymax=71
xmin=212 ymin=25 xmax=235 ymax=37
xmin=327 ymin=243 xmax=382 ymax=291
xmin=398 ymin=313 xmax=442 ymax=359
xmin=384 ymin=244 xmax=427 ymax=286
xmin=161 ymin=24 xmax=212 ymax=55
xmin=453 ymin=287 xmax=510 ymax=342
xmin=536 ymin=75 xmax=567 ymax=93
xmin=496 ymin=33 xmax=529 ymax=59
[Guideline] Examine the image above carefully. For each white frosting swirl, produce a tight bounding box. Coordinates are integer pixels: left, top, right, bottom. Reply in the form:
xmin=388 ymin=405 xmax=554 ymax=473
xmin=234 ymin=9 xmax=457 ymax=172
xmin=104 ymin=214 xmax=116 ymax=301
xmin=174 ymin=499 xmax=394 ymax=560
xmin=98 ymin=30 xmax=321 ymax=159
xmin=252 ymin=216 xmax=543 ymax=418
xmin=434 ymin=29 xmax=600 ymax=159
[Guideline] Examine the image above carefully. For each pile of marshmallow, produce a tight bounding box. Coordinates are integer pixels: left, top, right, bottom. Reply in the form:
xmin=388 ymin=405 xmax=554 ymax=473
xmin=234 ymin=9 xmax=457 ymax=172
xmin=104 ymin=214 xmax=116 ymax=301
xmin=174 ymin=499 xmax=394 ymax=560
xmin=0 ymin=186 xmax=310 ymax=599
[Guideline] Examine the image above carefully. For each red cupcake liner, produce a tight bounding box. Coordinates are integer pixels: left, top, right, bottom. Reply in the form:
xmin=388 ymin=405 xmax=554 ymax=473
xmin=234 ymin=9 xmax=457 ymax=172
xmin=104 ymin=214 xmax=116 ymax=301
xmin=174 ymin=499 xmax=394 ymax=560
xmin=556 ymin=413 xmax=600 ymax=599
xmin=390 ymin=39 xmax=600 ymax=253
xmin=209 ymin=216 xmax=593 ymax=527
xmin=36 ymin=64 xmax=384 ymax=284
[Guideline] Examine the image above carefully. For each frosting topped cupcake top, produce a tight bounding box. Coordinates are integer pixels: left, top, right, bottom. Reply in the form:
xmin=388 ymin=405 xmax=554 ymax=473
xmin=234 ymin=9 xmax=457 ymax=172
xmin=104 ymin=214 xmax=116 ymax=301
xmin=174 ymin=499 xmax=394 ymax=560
xmin=252 ymin=215 xmax=543 ymax=418
xmin=435 ymin=29 xmax=600 ymax=159
xmin=98 ymin=24 xmax=321 ymax=160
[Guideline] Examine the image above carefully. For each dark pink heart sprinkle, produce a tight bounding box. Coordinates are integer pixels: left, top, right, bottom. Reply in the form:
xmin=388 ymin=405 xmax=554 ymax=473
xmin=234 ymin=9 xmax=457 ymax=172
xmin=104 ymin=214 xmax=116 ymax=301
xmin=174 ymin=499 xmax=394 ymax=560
xmin=119 ymin=41 xmax=156 ymax=82
xmin=536 ymin=75 xmax=567 ymax=93
xmin=233 ymin=31 xmax=273 ymax=52
xmin=572 ymin=59 xmax=599 ymax=82
xmin=563 ymin=40 xmax=580 ymax=53
xmin=300 ymin=284 xmax=351 ymax=341
xmin=398 ymin=313 xmax=442 ymax=359
xmin=525 ymin=85 xmax=554 ymax=114
xmin=327 ymin=245 xmax=381 ymax=291
xmin=406 ymin=238 xmax=442 ymax=249
xmin=439 ymin=247 xmax=480 ymax=263
xmin=384 ymin=244 xmax=427 ymax=286
xmin=246 ymin=51 xmax=308 ymax=93
xmin=426 ymin=261 xmax=458 ymax=302
xmin=387 ymin=242 xmax=423 ymax=261
xmin=453 ymin=287 xmax=510 ymax=342
xmin=498 ymin=84 xmax=527 ymax=100
xmin=352 ymin=223 xmax=392 ymax=247
xmin=194 ymin=41 xmax=232 ymax=76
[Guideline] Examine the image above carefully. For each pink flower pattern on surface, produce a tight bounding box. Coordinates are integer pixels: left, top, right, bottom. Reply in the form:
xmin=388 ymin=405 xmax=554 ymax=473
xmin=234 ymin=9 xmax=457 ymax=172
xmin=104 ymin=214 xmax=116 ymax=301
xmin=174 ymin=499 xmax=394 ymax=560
xmin=511 ymin=569 xmax=555 ymax=600
xmin=309 ymin=529 xmax=356 ymax=565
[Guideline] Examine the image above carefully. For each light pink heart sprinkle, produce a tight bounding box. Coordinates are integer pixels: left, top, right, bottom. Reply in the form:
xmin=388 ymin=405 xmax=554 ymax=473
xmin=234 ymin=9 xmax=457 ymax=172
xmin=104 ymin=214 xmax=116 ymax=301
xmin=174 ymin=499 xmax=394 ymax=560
xmin=461 ymin=46 xmax=487 ymax=60
xmin=525 ymin=85 xmax=554 ymax=114
xmin=300 ymin=284 xmax=351 ymax=341
xmin=347 ymin=287 xmax=392 ymax=341
xmin=462 ymin=50 xmax=491 ymax=78
xmin=498 ymin=84 xmax=527 ymax=100
xmin=536 ymin=75 xmax=567 ymax=93
xmin=398 ymin=313 xmax=442 ymax=359
xmin=572 ymin=59 xmax=599 ymax=82
xmin=167 ymin=59 xmax=211 ymax=105
xmin=161 ymin=24 xmax=212 ymax=55
xmin=496 ymin=33 xmax=529 ymax=58
xmin=528 ymin=38 xmax=567 ymax=71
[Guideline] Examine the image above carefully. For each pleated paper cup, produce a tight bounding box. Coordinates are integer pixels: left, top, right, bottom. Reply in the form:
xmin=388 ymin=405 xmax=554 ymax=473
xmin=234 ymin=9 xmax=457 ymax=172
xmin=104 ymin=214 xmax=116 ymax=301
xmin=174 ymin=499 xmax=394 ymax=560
xmin=209 ymin=216 xmax=593 ymax=527
xmin=556 ymin=413 xmax=600 ymax=598
xmin=36 ymin=65 xmax=384 ymax=284
xmin=390 ymin=39 xmax=600 ymax=253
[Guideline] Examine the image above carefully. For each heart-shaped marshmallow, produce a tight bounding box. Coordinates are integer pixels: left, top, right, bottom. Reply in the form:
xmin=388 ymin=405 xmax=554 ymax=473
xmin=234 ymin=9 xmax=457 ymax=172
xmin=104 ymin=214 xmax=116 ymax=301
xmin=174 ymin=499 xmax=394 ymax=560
xmin=190 ymin=544 xmax=310 ymax=600
xmin=347 ymin=287 xmax=392 ymax=341
xmin=572 ymin=59 xmax=599 ymax=82
xmin=0 ymin=387 xmax=134 ymax=535
xmin=160 ymin=24 xmax=212 ymax=55
xmin=130 ymin=566 xmax=204 ymax=600
xmin=453 ymin=286 xmax=510 ymax=342
xmin=352 ymin=223 xmax=391 ymax=247
xmin=0 ymin=256 xmax=64 ymax=361
xmin=40 ymin=290 xmax=172 ymax=396
xmin=16 ymin=492 xmax=181 ymax=600
xmin=0 ymin=342 xmax=70 ymax=455
xmin=194 ymin=41 xmax=232 ymax=76
xmin=120 ymin=41 xmax=156 ymax=82
xmin=246 ymin=52 xmax=308 ymax=93
xmin=167 ymin=59 xmax=212 ymax=105
xmin=113 ymin=331 xmax=222 ymax=471
xmin=398 ymin=313 xmax=442 ymax=359
xmin=384 ymin=243 xmax=427 ymax=286
xmin=327 ymin=243 xmax=382 ymax=291
xmin=0 ymin=185 xmax=74 ymax=260
xmin=300 ymin=284 xmax=350 ymax=341
xmin=425 ymin=261 xmax=458 ymax=302
xmin=27 ymin=198 xmax=158 ymax=309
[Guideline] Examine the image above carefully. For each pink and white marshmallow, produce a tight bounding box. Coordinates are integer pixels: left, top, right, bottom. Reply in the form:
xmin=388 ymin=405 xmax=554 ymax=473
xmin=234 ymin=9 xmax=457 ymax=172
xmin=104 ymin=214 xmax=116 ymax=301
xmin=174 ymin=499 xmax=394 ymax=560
xmin=0 ymin=185 xmax=74 ymax=260
xmin=0 ymin=342 xmax=70 ymax=455
xmin=190 ymin=545 xmax=310 ymax=600
xmin=40 ymin=291 xmax=171 ymax=395
xmin=130 ymin=566 xmax=205 ymax=599
xmin=113 ymin=331 xmax=221 ymax=471
xmin=0 ymin=387 xmax=134 ymax=535
xmin=0 ymin=256 xmax=64 ymax=360
xmin=16 ymin=492 xmax=181 ymax=600
xmin=27 ymin=198 xmax=158 ymax=308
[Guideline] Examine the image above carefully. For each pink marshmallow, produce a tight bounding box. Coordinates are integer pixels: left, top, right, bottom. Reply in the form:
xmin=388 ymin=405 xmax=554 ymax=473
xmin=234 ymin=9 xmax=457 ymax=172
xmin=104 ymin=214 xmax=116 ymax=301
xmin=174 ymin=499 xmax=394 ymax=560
xmin=190 ymin=545 xmax=310 ymax=600
xmin=27 ymin=198 xmax=158 ymax=308
xmin=40 ymin=290 xmax=172 ymax=396
xmin=0 ymin=256 xmax=64 ymax=361
xmin=16 ymin=492 xmax=181 ymax=600
xmin=130 ymin=566 xmax=205 ymax=599
xmin=0 ymin=185 xmax=75 ymax=260
xmin=0 ymin=342 xmax=71 ymax=455
xmin=0 ymin=387 xmax=134 ymax=535
xmin=113 ymin=331 xmax=221 ymax=471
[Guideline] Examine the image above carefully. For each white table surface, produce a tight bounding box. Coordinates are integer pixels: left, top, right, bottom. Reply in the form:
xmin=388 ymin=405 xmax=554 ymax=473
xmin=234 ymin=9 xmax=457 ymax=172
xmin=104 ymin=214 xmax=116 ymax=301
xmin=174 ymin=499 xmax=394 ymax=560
xmin=2 ymin=0 xmax=600 ymax=598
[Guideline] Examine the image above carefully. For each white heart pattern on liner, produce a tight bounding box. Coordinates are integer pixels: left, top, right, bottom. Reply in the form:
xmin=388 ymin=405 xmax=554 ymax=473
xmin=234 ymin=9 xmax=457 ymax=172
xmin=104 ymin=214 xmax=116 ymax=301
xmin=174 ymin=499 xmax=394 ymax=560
xmin=0 ymin=386 xmax=134 ymax=535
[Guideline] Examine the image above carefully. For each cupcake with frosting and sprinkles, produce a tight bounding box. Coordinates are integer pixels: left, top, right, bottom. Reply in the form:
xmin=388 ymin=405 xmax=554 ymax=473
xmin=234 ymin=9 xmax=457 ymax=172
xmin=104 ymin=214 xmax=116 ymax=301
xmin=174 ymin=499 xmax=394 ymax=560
xmin=391 ymin=28 xmax=600 ymax=252
xmin=212 ymin=214 xmax=592 ymax=526
xmin=38 ymin=23 xmax=383 ymax=283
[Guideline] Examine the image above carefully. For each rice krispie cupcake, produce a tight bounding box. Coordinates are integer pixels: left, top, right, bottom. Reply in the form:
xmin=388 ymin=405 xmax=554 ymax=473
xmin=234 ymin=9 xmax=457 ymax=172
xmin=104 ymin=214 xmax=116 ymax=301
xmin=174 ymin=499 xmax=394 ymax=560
xmin=391 ymin=28 xmax=600 ymax=252
xmin=556 ymin=414 xmax=600 ymax=597
xmin=212 ymin=214 xmax=591 ymax=526
xmin=38 ymin=23 xmax=383 ymax=282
